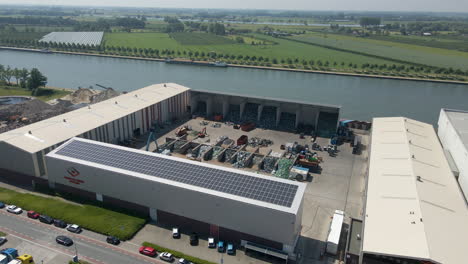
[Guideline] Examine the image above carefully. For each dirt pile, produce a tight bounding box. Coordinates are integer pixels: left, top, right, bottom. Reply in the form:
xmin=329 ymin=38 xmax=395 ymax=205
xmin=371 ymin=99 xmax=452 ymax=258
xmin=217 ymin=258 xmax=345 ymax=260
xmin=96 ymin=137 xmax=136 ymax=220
xmin=91 ymin=88 xmax=120 ymax=103
xmin=0 ymin=99 xmax=69 ymax=133
xmin=61 ymin=88 xmax=99 ymax=104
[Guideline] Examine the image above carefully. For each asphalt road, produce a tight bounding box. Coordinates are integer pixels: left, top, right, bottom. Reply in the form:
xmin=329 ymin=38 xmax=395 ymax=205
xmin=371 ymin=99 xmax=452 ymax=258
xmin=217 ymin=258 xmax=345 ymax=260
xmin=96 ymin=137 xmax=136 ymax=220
xmin=0 ymin=207 xmax=165 ymax=264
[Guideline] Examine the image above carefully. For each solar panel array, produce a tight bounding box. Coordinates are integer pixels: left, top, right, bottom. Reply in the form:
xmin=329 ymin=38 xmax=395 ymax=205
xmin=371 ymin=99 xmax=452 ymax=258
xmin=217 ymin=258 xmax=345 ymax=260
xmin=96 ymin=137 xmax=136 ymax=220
xmin=56 ymin=140 xmax=298 ymax=207
xmin=39 ymin=32 xmax=104 ymax=46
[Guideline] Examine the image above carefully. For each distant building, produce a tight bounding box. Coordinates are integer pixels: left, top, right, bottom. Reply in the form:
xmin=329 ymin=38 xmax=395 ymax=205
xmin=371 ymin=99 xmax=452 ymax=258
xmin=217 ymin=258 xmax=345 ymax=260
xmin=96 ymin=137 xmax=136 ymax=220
xmin=361 ymin=117 xmax=468 ymax=264
xmin=437 ymin=108 xmax=468 ymax=203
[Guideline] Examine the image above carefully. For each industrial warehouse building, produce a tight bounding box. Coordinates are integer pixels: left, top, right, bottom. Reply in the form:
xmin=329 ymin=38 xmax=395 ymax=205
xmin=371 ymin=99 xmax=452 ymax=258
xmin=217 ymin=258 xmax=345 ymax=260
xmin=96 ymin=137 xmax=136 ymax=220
xmin=361 ymin=117 xmax=468 ymax=264
xmin=46 ymin=137 xmax=305 ymax=255
xmin=0 ymin=82 xmax=338 ymax=258
xmin=437 ymin=108 xmax=468 ymax=203
xmin=0 ymin=83 xmax=341 ymax=185
xmin=0 ymin=83 xmax=190 ymax=183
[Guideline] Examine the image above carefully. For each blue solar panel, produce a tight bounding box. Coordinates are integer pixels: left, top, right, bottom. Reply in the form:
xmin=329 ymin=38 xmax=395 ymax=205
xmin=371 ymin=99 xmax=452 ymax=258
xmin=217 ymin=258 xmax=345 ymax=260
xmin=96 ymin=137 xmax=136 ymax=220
xmin=55 ymin=140 xmax=298 ymax=207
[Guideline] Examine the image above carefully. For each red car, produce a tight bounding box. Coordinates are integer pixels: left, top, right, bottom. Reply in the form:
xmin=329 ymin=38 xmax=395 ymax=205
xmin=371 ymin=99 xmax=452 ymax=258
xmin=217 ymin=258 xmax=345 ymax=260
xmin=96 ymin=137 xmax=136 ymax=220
xmin=27 ymin=210 xmax=40 ymax=219
xmin=139 ymin=246 xmax=157 ymax=257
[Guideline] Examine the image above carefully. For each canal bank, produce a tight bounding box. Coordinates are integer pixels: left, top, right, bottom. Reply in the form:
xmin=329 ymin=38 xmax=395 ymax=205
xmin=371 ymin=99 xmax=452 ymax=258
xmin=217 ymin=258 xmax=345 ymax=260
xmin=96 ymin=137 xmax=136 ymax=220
xmin=2 ymin=47 xmax=467 ymax=85
xmin=1 ymin=48 xmax=467 ymax=125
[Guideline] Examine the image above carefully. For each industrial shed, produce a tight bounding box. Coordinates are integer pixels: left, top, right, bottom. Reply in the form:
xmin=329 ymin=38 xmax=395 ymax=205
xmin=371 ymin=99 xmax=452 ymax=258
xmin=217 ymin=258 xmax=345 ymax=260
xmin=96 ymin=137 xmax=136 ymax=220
xmin=46 ymin=137 xmax=306 ymax=255
xmin=0 ymin=83 xmax=190 ymax=183
xmin=437 ymin=108 xmax=468 ymax=203
xmin=362 ymin=117 xmax=468 ymax=264
xmin=189 ymin=89 xmax=341 ymax=137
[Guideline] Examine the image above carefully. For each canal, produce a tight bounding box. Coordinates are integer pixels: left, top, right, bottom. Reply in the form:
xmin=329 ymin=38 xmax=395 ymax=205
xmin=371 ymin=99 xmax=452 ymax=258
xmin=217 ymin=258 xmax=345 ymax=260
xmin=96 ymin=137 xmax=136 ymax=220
xmin=1 ymin=49 xmax=467 ymax=124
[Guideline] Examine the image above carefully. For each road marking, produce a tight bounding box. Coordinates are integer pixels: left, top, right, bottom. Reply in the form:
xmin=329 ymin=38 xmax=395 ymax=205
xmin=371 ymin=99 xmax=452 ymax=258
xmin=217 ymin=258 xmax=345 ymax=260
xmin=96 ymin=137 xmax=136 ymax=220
xmin=0 ymin=210 xmax=164 ymax=264
xmin=0 ymin=226 xmax=74 ymax=257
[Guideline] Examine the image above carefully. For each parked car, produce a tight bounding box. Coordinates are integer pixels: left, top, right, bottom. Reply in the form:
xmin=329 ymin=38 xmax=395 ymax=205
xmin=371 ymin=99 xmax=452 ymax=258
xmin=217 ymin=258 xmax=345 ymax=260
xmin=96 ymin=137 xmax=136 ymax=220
xmin=217 ymin=241 xmax=225 ymax=253
xmin=139 ymin=246 xmax=157 ymax=257
xmin=0 ymin=237 xmax=7 ymax=246
xmin=208 ymin=237 xmax=216 ymax=248
xmin=67 ymin=224 xmax=82 ymax=233
xmin=39 ymin=215 xmax=54 ymax=224
xmin=178 ymin=258 xmax=193 ymax=264
xmin=54 ymin=219 xmax=67 ymax=228
xmin=6 ymin=205 xmax=22 ymax=214
xmin=27 ymin=211 xmax=40 ymax=219
xmin=56 ymin=235 xmax=73 ymax=246
xmin=172 ymin=227 xmax=180 ymax=239
xmin=0 ymin=201 xmax=5 ymax=208
xmin=106 ymin=236 xmax=120 ymax=245
xmin=159 ymin=252 xmax=174 ymax=262
xmin=189 ymin=233 xmax=198 ymax=246
xmin=227 ymin=243 xmax=236 ymax=255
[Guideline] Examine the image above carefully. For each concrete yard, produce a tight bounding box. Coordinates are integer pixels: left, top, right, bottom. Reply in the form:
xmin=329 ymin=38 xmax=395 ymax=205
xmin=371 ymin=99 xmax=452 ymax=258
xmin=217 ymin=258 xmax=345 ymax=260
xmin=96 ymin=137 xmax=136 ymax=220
xmin=133 ymin=117 xmax=369 ymax=264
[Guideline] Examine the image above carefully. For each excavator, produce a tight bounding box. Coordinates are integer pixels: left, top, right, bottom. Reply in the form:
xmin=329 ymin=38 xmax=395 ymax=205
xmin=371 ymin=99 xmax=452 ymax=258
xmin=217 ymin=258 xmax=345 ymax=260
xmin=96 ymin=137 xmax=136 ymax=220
xmin=145 ymin=122 xmax=159 ymax=152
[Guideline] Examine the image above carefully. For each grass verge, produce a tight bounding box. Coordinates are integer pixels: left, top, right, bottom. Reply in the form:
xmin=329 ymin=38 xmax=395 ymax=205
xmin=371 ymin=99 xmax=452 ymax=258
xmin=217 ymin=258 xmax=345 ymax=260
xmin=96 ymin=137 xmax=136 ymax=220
xmin=0 ymin=187 xmax=146 ymax=240
xmin=0 ymin=85 xmax=71 ymax=101
xmin=142 ymin=241 xmax=217 ymax=264
xmin=0 ymin=231 xmax=6 ymax=236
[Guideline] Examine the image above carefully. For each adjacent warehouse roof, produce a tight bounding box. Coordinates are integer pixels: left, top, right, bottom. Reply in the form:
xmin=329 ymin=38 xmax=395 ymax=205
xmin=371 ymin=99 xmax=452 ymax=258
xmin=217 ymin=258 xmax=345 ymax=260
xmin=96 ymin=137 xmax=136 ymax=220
xmin=48 ymin=137 xmax=305 ymax=213
xmin=364 ymin=117 xmax=468 ymax=264
xmin=0 ymin=83 xmax=189 ymax=154
xmin=191 ymin=89 xmax=341 ymax=109
xmin=441 ymin=108 xmax=468 ymax=150
xmin=39 ymin=32 xmax=104 ymax=46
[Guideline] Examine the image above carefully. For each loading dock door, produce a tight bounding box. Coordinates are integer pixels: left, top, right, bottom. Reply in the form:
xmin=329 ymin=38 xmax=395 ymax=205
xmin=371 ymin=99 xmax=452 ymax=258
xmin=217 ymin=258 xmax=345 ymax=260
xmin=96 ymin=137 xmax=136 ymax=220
xmin=316 ymin=112 xmax=339 ymax=138
xmin=210 ymin=224 xmax=219 ymax=238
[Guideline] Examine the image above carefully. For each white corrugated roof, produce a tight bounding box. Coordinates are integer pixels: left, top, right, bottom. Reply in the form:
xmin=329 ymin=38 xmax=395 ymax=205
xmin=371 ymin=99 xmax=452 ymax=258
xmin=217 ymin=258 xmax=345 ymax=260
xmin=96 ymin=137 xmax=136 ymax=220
xmin=0 ymin=83 xmax=189 ymax=154
xmin=363 ymin=117 xmax=468 ymax=264
xmin=442 ymin=108 xmax=468 ymax=151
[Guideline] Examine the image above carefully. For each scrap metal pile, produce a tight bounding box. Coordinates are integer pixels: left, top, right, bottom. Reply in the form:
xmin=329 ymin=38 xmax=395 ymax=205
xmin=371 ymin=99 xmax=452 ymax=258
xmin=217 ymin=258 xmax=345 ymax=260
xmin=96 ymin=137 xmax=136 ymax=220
xmin=275 ymin=158 xmax=294 ymax=179
xmin=248 ymin=137 xmax=273 ymax=148
xmin=233 ymin=151 xmax=251 ymax=168
xmin=211 ymin=146 xmax=224 ymax=159
xmin=224 ymin=149 xmax=237 ymax=161
xmin=196 ymin=145 xmax=211 ymax=160
xmin=262 ymin=156 xmax=278 ymax=173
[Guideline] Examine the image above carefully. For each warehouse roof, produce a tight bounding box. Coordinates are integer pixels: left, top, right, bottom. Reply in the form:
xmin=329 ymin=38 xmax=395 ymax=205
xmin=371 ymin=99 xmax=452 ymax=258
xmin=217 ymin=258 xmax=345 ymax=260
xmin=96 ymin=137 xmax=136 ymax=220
xmin=0 ymin=83 xmax=189 ymax=154
xmin=363 ymin=117 xmax=468 ymax=264
xmin=441 ymin=108 xmax=468 ymax=150
xmin=191 ymin=89 xmax=341 ymax=110
xmin=48 ymin=137 xmax=306 ymax=214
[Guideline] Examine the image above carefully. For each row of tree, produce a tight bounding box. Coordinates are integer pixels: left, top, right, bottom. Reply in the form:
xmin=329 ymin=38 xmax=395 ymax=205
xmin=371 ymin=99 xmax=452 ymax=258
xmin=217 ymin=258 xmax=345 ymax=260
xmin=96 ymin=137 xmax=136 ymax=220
xmin=0 ymin=65 xmax=48 ymax=95
xmin=164 ymin=17 xmax=226 ymax=35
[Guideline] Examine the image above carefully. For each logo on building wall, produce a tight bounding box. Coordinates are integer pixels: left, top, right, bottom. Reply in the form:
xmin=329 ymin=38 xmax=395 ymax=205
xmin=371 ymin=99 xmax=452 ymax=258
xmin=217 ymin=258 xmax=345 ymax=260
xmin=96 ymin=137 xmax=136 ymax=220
xmin=64 ymin=167 xmax=84 ymax=185
xmin=67 ymin=167 xmax=80 ymax=177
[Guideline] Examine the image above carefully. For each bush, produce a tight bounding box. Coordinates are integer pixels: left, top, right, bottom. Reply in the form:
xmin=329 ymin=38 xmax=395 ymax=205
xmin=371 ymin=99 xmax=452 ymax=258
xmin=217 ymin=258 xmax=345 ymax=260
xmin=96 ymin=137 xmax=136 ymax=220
xmin=0 ymin=187 xmax=146 ymax=240
xmin=142 ymin=242 xmax=216 ymax=264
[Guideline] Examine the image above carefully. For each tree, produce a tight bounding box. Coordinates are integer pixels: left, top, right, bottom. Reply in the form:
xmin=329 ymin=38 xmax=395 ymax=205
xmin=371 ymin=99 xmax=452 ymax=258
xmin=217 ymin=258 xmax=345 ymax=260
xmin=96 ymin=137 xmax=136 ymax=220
xmin=27 ymin=68 xmax=47 ymax=94
xmin=12 ymin=68 xmax=21 ymax=86
xmin=2 ymin=66 xmax=13 ymax=85
xmin=359 ymin=17 xmax=381 ymax=28
xmin=19 ymin=68 xmax=29 ymax=88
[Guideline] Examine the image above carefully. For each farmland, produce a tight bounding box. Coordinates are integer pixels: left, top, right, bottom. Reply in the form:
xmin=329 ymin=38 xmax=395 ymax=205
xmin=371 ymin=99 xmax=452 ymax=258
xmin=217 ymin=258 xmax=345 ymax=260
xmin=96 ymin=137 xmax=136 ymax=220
xmin=288 ymin=32 xmax=468 ymax=70
xmin=104 ymin=32 xmax=400 ymax=68
xmin=170 ymin=32 xmax=235 ymax=45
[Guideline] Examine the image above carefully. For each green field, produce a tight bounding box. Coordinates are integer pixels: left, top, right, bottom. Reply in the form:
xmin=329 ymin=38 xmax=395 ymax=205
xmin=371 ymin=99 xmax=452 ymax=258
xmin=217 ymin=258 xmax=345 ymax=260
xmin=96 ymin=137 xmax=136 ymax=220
xmin=0 ymin=187 xmax=146 ymax=240
xmin=170 ymin=32 xmax=235 ymax=45
xmin=0 ymin=86 xmax=71 ymax=101
xmin=104 ymin=32 xmax=400 ymax=67
xmin=369 ymin=34 xmax=468 ymax=52
xmin=289 ymin=32 xmax=468 ymax=70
